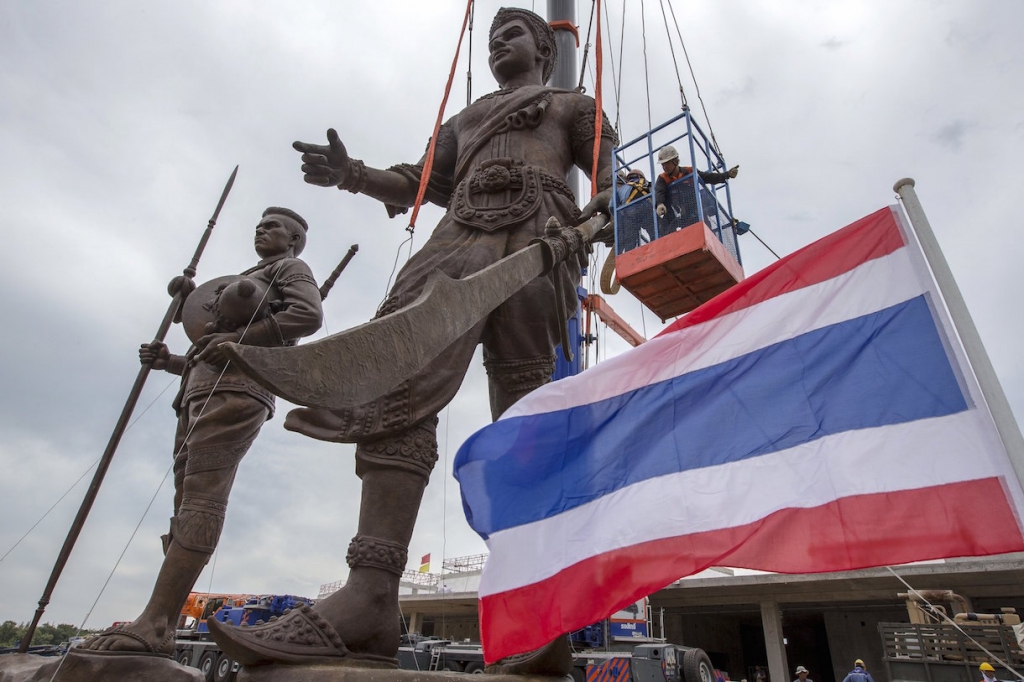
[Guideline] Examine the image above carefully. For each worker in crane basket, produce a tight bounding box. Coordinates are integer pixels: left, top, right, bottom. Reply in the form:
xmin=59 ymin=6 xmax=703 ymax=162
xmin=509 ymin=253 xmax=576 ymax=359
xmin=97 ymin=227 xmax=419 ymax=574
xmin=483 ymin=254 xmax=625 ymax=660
xmin=654 ymin=144 xmax=738 ymax=236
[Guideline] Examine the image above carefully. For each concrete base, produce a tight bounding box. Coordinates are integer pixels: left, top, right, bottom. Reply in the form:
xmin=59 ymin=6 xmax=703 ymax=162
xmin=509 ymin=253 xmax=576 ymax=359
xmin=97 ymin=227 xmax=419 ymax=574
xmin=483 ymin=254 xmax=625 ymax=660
xmin=239 ymin=666 xmax=563 ymax=682
xmin=1 ymin=655 xmax=566 ymax=682
xmin=0 ymin=650 xmax=203 ymax=682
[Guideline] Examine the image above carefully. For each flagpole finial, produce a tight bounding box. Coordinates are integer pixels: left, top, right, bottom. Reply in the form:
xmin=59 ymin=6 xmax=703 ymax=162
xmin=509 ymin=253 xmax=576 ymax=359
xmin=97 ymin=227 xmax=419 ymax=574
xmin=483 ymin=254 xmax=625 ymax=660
xmin=894 ymin=177 xmax=915 ymax=192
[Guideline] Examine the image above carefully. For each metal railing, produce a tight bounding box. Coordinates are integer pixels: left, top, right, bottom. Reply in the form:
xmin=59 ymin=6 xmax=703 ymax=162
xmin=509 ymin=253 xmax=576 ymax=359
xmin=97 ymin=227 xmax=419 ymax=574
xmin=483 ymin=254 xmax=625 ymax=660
xmin=612 ymin=110 xmax=740 ymax=264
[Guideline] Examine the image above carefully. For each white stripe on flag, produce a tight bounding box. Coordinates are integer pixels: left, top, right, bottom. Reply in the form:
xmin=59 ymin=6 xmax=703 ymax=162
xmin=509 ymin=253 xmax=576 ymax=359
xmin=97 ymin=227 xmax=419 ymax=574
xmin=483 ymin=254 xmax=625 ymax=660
xmin=503 ymin=247 xmax=925 ymax=420
xmin=479 ymin=408 xmax=1008 ymax=597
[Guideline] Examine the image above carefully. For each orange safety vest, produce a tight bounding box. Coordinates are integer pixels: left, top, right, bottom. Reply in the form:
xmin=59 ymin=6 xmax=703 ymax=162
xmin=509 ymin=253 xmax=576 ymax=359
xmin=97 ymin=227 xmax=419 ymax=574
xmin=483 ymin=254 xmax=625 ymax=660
xmin=659 ymin=167 xmax=694 ymax=186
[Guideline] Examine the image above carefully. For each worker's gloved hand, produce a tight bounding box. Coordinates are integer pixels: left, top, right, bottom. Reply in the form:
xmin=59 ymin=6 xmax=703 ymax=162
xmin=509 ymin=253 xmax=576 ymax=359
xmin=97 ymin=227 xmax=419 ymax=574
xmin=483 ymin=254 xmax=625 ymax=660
xmin=726 ymin=165 xmax=739 ymax=179
xmin=656 ymin=203 xmax=667 ymax=218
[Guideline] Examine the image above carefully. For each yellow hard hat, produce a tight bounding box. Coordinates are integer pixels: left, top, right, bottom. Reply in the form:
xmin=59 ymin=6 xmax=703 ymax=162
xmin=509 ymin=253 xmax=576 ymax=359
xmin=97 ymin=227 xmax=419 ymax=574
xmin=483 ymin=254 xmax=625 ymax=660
xmin=980 ymin=663 xmax=995 ymax=672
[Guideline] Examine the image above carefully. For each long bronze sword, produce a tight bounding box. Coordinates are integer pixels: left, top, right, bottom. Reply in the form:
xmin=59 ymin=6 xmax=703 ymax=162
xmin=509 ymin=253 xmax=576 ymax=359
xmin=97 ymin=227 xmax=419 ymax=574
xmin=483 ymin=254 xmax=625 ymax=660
xmin=19 ymin=166 xmax=238 ymax=651
xmin=221 ymin=214 xmax=608 ymax=411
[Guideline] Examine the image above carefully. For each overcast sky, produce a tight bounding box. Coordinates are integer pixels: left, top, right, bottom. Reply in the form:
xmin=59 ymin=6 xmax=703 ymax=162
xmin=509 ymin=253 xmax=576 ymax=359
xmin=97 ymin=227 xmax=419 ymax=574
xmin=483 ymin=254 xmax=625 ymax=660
xmin=2 ymin=0 xmax=1023 ymax=632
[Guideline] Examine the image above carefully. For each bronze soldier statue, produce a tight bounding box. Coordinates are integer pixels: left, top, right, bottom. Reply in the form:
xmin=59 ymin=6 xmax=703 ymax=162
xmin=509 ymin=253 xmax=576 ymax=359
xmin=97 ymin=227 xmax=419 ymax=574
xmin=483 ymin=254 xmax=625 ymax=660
xmin=81 ymin=208 xmax=323 ymax=657
xmin=209 ymin=8 xmax=615 ymax=672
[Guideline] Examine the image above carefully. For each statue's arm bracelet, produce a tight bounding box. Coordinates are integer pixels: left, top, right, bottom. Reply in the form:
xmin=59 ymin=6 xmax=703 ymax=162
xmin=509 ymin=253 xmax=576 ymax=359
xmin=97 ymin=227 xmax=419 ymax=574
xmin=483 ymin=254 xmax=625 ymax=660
xmin=338 ymin=158 xmax=369 ymax=194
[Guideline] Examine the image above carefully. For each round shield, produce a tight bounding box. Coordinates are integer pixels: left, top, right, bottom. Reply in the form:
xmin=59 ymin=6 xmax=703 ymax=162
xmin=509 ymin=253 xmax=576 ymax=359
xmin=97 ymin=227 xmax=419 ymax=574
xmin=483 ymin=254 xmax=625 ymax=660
xmin=180 ymin=275 xmax=275 ymax=343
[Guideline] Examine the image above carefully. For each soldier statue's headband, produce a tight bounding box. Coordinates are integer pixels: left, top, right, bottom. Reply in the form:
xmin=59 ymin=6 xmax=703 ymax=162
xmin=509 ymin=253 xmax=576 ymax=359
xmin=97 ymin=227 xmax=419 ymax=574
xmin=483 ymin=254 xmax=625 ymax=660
xmin=263 ymin=206 xmax=308 ymax=232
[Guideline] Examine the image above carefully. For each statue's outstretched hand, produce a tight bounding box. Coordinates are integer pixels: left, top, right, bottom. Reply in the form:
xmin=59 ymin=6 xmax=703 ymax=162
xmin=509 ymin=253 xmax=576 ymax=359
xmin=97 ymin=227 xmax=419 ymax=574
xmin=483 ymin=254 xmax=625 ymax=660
xmin=139 ymin=341 xmax=170 ymax=370
xmin=578 ymin=188 xmax=613 ymax=222
xmin=293 ymin=128 xmax=350 ymax=187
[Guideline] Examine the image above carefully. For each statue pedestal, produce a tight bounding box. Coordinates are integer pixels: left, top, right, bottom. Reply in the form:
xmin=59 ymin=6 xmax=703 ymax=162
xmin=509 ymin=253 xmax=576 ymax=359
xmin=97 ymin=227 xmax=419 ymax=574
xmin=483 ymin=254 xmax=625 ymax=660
xmin=1 ymin=655 xmax=564 ymax=682
xmin=240 ymin=668 xmax=560 ymax=682
xmin=0 ymin=651 xmax=202 ymax=682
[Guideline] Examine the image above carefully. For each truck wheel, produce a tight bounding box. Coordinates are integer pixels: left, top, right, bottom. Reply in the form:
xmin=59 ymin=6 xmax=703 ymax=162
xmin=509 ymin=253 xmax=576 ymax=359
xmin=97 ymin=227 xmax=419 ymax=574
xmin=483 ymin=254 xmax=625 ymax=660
xmin=199 ymin=650 xmax=218 ymax=681
xmin=681 ymin=648 xmax=714 ymax=682
xmin=214 ymin=653 xmax=234 ymax=681
xmin=444 ymin=661 xmax=465 ymax=672
xmin=177 ymin=650 xmax=193 ymax=667
xmin=570 ymin=667 xmax=586 ymax=682
xmin=465 ymin=662 xmax=486 ymax=674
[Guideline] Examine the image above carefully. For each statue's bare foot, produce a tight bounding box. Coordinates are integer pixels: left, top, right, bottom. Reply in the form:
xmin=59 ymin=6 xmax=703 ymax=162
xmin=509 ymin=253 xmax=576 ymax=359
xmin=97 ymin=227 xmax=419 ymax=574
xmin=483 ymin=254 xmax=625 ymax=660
xmin=78 ymin=619 xmax=175 ymax=657
xmin=208 ymin=574 xmax=399 ymax=667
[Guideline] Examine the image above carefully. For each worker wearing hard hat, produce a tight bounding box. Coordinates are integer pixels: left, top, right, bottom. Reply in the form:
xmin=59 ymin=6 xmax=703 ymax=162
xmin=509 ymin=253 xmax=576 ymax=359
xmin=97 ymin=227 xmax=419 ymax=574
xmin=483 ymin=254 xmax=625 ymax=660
xmin=654 ymin=144 xmax=738 ymax=235
xmin=979 ymin=662 xmax=998 ymax=682
xmin=841 ymin=659 xmax=876 ymax=682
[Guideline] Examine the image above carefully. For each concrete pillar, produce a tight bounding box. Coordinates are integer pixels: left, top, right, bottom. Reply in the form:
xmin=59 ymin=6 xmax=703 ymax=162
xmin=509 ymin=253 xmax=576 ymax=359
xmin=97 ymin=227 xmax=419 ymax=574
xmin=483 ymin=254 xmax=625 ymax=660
xmin=761 ymin=601 xmax=789 ymax=682
xmin=408 ymin=610 xmax=423 ymax=635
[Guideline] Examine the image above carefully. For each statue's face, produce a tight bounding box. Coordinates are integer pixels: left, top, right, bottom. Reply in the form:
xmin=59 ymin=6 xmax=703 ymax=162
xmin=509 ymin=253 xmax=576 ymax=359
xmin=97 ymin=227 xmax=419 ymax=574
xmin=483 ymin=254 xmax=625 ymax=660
xmin=255 ymin=215 xmax=298 ymax=258
xmin=488 ymin=18 xmax=542 ymax=83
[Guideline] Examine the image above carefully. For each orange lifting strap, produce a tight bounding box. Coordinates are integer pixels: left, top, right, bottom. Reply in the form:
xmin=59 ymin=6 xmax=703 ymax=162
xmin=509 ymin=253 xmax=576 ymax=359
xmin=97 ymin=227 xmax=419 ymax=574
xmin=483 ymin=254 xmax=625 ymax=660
xmin=408 ymin=0 xmax=475 ymax=232
xmin=411 ymin=1 xmax=608 ymax=230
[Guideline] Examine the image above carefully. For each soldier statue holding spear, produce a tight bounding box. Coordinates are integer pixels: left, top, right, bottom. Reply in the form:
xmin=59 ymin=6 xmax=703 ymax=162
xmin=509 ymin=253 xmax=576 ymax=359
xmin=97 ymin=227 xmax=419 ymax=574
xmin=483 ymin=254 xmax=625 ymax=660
xmin=79 ymin=206 xmax=324 ymax=657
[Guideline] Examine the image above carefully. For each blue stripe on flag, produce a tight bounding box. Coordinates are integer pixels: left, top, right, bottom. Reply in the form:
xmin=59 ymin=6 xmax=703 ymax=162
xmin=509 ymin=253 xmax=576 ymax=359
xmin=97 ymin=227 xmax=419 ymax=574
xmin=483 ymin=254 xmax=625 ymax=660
xmin=455 ymin=295 xmax=968 ymax=537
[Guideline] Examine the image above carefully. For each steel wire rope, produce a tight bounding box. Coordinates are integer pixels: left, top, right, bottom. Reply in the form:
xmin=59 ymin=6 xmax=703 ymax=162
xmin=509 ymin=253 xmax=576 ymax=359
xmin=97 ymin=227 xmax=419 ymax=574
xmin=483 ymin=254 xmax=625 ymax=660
xmin=656 ymin=0 xmax=687 ymax=109
xmin=465 ymin=0 xmax=475 ymax=107
xmin=440 ymin=405 xmax=450 ymax=639
xmin=192 ymin=267 xmax=286 ymax=607
xmin=381 ymin=232 xmax=416 ymax=309
xmin=576 ymin=0 xmax=597 ymax=92
xmin=48 ymin=268 xmax=284 ymax=679
xmin=664 ymin=0 xmax=722 ymax=157
xmin=611 ymin=0 xmax=627 ymax=136
xmin=885 ymin=566 xmax=1024 ymax=680
xmin=0 ymin=376 xmax=178 ymax=567
xmin=46 ymin=457 xmax=177 ymax=682
xmin=639 ymin=0 xmax=653 ymax=132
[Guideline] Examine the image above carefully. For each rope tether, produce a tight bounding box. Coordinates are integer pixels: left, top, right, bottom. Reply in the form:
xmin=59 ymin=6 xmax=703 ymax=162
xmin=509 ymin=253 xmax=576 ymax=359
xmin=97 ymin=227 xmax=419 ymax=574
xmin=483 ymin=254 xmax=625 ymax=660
xmin=408 ymin=0 xmax=475 ymax=233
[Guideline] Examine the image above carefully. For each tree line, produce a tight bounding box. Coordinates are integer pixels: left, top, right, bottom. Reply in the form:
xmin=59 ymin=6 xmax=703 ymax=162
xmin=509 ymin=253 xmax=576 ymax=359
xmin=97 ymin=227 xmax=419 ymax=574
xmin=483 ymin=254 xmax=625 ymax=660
xmin=0 ymin=621 xmax=99 ymax=648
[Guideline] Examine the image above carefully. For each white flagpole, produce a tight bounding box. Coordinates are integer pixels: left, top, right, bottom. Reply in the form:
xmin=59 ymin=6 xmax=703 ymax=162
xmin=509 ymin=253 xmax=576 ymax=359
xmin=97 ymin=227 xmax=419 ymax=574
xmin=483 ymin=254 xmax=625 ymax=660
xmin=894 ymin=177 xmax=1024 ymax=496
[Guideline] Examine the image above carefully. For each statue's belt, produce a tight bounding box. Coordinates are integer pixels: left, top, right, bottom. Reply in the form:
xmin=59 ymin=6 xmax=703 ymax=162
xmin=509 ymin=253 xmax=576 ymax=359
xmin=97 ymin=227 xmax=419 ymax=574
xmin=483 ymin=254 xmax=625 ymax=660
xmin=452 ymin=160 xmax=574 ymax=232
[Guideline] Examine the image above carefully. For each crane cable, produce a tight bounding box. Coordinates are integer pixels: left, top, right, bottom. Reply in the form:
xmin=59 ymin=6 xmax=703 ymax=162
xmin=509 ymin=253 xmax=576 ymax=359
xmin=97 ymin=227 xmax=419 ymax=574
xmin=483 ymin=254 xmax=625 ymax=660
xmin=657 ymin=0 xmax=688 ymax=109
xmin=663 ymin=0 xmax=723 ymax=157
xmin=576 ymin=0 xmax=597 ymax=92
xmin=466 ymin=1 xmax=475 ymax=107
xmin=407 ymin=0 xmax=475 ymax=233
xmin=638 ymin=0 xmax=653 ymax=132
xmin=608 ymin=0 xmax=627 ymax=138
xmin=588 ymin=0 xmax=605 ymax=198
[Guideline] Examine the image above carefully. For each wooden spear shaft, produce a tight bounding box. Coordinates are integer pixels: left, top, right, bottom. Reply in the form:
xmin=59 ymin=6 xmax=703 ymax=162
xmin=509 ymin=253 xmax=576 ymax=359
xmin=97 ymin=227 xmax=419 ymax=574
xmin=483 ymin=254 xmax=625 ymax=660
xmin=19 ymin=166 xmax=238 ymax=651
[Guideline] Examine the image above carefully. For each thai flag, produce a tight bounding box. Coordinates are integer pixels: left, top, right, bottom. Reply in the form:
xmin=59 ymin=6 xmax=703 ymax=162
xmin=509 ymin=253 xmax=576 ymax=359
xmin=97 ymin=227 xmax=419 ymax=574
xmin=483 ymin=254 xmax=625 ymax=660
xmin=453 ymin=206 xmax=1024 ymax=663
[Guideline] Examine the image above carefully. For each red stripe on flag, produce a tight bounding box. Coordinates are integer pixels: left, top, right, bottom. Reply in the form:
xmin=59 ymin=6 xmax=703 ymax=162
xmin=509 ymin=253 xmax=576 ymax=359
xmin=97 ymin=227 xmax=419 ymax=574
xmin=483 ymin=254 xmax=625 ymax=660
xmin=421 ymin=553 xmax=430 ymax=564
xmin=479 ymin=477 xmax=1024 ymax=662
xmin=660 ymin=207 xmax=906 ymax=337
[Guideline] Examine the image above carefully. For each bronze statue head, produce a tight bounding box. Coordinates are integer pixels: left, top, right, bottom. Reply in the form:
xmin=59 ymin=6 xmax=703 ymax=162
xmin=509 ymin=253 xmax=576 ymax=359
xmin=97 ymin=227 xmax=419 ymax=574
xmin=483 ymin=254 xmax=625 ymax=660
xmin=258 ymin=207 xmax=308 ymax=257
xmin=489 ymin=8 xmax=557 ymax=84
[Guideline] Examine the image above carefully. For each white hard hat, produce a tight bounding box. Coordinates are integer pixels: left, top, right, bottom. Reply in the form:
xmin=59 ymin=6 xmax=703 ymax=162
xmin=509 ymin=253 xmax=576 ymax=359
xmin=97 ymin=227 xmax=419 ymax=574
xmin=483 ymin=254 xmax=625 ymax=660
xmin=657 ymin=145 xmax=679 ymax=164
